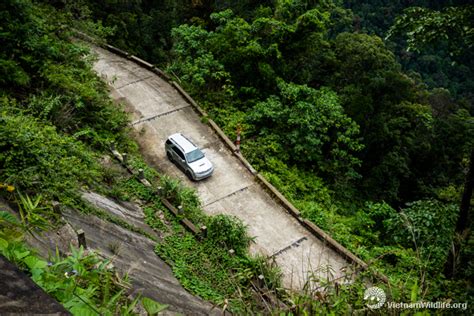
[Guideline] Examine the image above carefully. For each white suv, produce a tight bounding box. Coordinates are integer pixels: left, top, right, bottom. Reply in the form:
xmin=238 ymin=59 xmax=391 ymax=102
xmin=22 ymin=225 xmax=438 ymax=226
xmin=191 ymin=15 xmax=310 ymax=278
xmin=165 ymin=133 xmax=214 ymax=180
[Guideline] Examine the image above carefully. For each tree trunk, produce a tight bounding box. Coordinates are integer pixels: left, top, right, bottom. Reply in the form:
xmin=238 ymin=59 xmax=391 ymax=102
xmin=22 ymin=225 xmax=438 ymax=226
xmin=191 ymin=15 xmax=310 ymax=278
xmin=445 ymin=148 xmax=473 ymax=277
xmin=456 ymin=148 xmax=474 ymax=233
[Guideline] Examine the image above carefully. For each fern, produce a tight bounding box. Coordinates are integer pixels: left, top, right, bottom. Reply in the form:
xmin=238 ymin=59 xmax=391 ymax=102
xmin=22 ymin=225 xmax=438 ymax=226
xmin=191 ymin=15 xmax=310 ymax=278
xmin=0 ymin=210 xmax=21 ymax=227
xmin=141 ymin=297 xmax=168 ymax=315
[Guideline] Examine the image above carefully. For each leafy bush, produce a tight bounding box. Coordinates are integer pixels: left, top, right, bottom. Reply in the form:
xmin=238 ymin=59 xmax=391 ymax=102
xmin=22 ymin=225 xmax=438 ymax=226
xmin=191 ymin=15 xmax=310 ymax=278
xmin=155 ymin=231 xmax=278 ymax=313
xmin=207 ymin=214 xmax=252 ymax=255
xmin=0 ymin=110 xmax=101 ymax=198
xmin=351 ymin=202 xmax=398 ymax=245
xmin=385 ymin=199 xmax=458 ymax=272
xmin=159 ymin=175 xmax=204 ymax=225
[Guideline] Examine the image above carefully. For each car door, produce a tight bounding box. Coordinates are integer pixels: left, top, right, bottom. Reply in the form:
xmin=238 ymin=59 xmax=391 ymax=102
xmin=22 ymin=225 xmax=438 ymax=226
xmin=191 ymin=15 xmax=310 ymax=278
xmin=171 ymin=145 xmax=186 ymax=169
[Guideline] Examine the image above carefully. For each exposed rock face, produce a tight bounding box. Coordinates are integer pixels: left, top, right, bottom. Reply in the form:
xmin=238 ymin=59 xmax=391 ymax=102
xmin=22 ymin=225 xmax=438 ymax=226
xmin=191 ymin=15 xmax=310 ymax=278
xmin=61 ymin=203 xmax=219 ymax=315
xmin=81 ymin=191 xmax=155 ymax=236
xmin=0 ymin=254 xmax=70 ymax=315
xmin=0 ymin=196 xmax=220 ymax=315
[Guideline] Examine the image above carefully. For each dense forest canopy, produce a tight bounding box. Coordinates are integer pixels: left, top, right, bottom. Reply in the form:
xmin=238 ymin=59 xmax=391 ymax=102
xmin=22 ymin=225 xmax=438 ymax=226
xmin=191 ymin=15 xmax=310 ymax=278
xmin=1 ymin=0 xmax=473 ymax=312
xmin=348 ymin=0 xmax=474 ymax=105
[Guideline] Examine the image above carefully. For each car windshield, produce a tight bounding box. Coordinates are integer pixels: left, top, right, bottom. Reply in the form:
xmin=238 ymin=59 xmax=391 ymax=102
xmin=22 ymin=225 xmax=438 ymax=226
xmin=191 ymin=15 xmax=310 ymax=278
xmin=186 ymin=149 xmax=205 ymax=163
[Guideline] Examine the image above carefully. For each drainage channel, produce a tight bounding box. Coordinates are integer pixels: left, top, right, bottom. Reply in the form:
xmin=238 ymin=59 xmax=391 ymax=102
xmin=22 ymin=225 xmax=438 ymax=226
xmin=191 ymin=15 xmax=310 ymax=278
xmin=131 ymin=105 xmax=192 ymax=125
xmin=271 ymin=236 xmax=308 ymax=258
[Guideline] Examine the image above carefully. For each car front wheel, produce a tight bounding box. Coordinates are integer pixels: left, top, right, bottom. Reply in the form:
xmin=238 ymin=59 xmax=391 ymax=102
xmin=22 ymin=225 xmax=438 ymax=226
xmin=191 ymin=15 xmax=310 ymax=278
xmin=186 ymin=170 xmax=194 ymax=181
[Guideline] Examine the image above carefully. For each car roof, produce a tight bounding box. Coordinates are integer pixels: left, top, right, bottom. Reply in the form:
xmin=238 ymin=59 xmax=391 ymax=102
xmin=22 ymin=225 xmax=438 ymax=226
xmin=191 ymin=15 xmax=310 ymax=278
xmin=168 ymin=133 xmax=197 ymax=153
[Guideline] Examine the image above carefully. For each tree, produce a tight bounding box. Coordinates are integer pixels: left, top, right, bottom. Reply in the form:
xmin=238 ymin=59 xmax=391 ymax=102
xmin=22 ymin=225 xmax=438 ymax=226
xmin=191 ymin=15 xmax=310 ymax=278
xmin=248 ymin=79 xmax=363 ymax=182
xmin=387 ymin=4 xmax=474 ymax=106
xmin=169 ymin=5 xmax=337 ymax=100
xmin=458 ymin=150 xmax=474 ymax=233
xmin=169 ymin=24 xmax=232 ymax=95
xmin=387 ymin=5 xmax=474 ymax=56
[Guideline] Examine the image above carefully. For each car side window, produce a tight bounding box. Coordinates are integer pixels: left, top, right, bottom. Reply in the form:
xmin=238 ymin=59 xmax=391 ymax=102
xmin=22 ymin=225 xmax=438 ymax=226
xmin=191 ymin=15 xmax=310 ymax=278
xmin=166 ymin=139 xmax=172 ymax=145
xmin=171 ymin=146 xmax=185 ymax=160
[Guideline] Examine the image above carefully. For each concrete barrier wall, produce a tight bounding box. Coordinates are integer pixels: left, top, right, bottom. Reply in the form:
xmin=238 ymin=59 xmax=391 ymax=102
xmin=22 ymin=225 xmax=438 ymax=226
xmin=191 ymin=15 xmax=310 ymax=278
xmin=105 ymin=44 xmax=129 ymax=57
xmin=94 ymin=39 xmax=379 ymax=276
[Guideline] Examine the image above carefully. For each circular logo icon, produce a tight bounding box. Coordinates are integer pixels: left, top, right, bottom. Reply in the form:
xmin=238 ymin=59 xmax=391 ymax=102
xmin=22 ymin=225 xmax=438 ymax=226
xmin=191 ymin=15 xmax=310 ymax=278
xmin=364 ymin=286 xmax=386 ymax=309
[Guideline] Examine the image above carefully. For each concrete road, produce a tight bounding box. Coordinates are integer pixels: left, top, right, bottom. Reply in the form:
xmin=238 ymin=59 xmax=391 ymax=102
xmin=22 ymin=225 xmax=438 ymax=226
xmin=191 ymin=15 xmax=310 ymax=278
xmin=92 ymin=46 xmax=351 ymax=289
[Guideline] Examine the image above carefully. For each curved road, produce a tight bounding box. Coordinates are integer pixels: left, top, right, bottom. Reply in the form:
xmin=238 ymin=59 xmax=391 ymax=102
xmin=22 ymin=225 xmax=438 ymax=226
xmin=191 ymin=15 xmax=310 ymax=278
xmin=92 ymin=46 xmax=351 ymax=289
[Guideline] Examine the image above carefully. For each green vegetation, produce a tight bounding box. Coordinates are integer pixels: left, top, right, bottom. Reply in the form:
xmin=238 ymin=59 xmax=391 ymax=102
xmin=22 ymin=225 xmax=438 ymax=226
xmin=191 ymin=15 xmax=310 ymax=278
xmin=0 ymin=3 xmax=147 ymax=311
xmin=68 ymin=0 xmax=474 ymax=311
xmin=1 ymin=0 xmax=473 ymax=313
xmin=0 ymin=0 xmax=130 ymax=204
xmin=206 ymin=214 xmax=253 ymax=256
xmin=348 ymin=1 xmax=473 ymax=105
